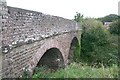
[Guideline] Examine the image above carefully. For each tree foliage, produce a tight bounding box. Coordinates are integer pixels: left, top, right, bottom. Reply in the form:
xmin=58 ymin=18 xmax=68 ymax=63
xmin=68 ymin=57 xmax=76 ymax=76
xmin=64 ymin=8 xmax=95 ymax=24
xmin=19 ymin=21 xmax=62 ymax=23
xmin=109 ymin=20 xmax=119 ymax=35
xmin=97 ymin=14 xmax=119 ymax=23
xmin=74 ymin=12 xmax=84 ymax=23
xmin=73 ymin=12 xmax=118 ymax=67
xmin=81 ymin=25 xmax=118 ymax=67
xmin=82 ymin=18 xmax=103 ymax=31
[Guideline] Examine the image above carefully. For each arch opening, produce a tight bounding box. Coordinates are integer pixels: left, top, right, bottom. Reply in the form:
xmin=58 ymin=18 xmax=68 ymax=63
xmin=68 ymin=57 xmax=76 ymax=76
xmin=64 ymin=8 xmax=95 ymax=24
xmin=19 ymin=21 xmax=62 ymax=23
xmin=35 ymin=48 xmax=65 ymax=71
xmin=68 ymin=37 xmax=80 ymax=64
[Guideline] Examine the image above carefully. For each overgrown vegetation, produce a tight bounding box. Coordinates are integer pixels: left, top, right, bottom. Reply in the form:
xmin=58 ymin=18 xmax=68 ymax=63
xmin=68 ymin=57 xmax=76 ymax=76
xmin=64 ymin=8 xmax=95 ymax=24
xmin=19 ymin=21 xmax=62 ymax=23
xmin=73 ymin=41 xmax=81 ymax=62
xmin=109 ymin=20 xmax=119 ymax=35
xmin=81 ymin=24 xmax=118 ymax=67
xmin=74 ymin=12 xmax=118 ymax=67
xmin=32 ymin=63 xmax=118 ymax=78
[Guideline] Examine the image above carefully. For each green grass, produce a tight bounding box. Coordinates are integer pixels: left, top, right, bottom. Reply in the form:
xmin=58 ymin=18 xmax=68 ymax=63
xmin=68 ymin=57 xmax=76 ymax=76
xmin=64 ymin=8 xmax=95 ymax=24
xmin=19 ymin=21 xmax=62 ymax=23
xmin=32 ymin=62 xmax=118 ymax=78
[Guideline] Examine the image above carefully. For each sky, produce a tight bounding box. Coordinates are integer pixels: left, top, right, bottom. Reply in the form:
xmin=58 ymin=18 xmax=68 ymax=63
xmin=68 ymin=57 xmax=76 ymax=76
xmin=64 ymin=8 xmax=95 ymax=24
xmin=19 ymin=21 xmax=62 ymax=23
xmin=6 ymin=0 xmax=119 ymax=19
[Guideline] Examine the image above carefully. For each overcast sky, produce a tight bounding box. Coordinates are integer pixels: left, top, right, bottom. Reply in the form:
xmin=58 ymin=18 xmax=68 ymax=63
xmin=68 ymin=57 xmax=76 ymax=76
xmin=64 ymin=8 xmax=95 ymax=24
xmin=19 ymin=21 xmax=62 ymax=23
xmin=6 ymin=0 xmax=119 ymax=19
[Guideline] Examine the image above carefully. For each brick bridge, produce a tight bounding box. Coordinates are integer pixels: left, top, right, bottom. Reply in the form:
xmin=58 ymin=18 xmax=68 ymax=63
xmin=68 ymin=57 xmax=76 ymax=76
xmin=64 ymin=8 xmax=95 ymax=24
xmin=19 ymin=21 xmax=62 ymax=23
xmin=0 ymin=0 xmax=82 ymax=78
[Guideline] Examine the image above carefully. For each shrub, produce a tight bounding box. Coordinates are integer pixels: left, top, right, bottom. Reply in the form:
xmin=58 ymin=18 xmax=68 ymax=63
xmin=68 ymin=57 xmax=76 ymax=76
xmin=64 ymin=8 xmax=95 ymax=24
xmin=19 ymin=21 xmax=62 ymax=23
xmin=80 ymin=19 xmax=118 ymax=67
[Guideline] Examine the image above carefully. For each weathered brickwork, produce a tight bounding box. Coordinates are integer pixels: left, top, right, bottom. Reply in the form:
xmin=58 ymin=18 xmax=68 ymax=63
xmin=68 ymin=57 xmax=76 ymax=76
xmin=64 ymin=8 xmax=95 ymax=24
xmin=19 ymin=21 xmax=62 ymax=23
xmin=2 ymin=6 xmax=80 ymax=47
xmin=0 ymin=0 xmax=82 ymax=78
xmin=0 ymin=0 xmax=8 ymax=79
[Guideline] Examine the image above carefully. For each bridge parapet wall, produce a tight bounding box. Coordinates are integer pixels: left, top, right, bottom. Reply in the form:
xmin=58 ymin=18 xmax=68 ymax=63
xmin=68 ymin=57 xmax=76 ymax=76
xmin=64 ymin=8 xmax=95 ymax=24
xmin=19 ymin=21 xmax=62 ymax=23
xmin=2 ymin=5 xmax=80 ymax=48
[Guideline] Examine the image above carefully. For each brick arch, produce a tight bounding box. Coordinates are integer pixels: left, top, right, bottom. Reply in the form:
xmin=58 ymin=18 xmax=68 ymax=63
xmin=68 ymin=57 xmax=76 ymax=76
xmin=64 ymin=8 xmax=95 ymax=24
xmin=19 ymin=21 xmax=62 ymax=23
xmin=68 ymin=36 xmax=80 ymax=64
xmin=21 ymin=33 xmax=81 ymax=76
xmin=27 ymin=39 xmax=65 ymax=74
xmin=35 ymin=48 xmax=65 ymax=70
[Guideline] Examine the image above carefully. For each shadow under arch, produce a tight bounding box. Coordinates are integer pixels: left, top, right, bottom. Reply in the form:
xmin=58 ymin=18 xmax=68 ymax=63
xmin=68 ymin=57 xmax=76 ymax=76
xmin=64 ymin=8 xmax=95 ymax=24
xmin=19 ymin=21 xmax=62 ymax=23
xmin=68 ymin=37 xmax=80 ymax=64
xmin=35 ymin=48 xmax=65 ymax=71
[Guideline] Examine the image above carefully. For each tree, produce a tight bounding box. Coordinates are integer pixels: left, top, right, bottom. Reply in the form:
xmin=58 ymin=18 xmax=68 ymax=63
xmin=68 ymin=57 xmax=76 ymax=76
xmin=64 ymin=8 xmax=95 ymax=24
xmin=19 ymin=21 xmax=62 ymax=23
xmin=74 ymin=12 xmax=84 ymax=23
xmin=73 ymin=13 xmax=118 ymax=67
xmin=82 ymin=18 xmax=103 ymax=31
xmin=97 ymin=14 xmax=119 ymax=23
xmin=80 ymin=18 xmax=118 ymax=67
xmin=109 ymin=20 xmax=119 ymax=35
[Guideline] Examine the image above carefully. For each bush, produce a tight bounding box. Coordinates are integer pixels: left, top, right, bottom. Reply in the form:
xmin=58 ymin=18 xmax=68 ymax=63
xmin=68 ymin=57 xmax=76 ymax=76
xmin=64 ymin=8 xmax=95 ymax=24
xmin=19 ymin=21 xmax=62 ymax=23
xmin=80 ymin=19 xmax=118 ymax=67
